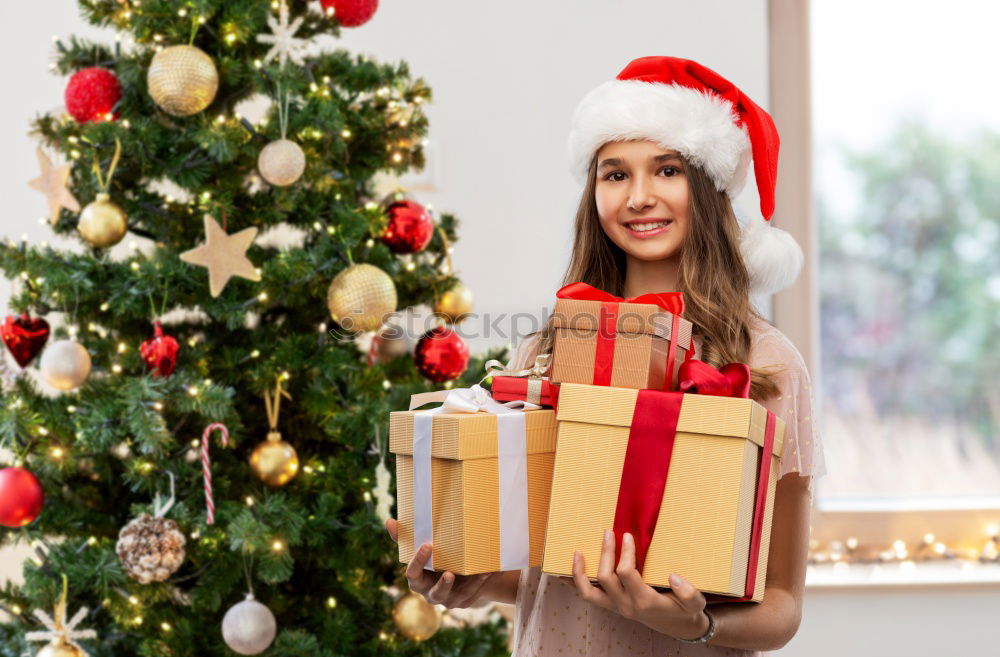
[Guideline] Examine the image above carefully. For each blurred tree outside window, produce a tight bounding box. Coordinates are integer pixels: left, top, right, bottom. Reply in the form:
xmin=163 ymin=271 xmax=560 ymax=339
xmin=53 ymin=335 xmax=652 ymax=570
xmin=812 ymin=0 xmax=1000 ymax=501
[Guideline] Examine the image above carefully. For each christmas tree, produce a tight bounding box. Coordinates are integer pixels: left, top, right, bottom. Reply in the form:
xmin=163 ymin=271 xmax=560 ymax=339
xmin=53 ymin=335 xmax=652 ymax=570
xmin=0 ymin=1 xmax=510 ymax=655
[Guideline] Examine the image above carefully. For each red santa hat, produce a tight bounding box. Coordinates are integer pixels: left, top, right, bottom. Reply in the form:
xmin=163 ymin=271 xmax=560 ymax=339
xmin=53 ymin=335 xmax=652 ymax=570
xmin=568 ymin=56 xmax=802 ymax=295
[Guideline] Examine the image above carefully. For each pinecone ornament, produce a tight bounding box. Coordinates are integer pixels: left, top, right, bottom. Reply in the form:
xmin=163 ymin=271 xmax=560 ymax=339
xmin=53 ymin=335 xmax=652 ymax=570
xmin=116 ymin=514 xmax=186 ymax=583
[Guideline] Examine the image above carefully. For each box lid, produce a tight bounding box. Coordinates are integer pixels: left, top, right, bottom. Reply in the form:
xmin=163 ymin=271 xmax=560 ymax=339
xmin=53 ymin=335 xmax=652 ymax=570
xmin=551 ymin=298 xmax=693 ymax=348
xmin=389 ymin=408 xmax=557 ymax=460
xmin=555 ymin=383 xmax=784 ymax=458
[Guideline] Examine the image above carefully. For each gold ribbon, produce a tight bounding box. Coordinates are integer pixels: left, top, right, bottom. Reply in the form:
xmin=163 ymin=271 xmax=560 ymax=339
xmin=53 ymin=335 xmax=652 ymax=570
xmin=482 ymin=354 xmax=552 ymax=405
xmin=263 ymin=376 xmax=292 ymax=442
xmin=92 ymin=137 xmax=122 ymax=194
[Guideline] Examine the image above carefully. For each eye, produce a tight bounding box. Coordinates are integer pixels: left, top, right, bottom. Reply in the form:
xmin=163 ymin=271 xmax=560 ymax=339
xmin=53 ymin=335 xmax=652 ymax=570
xmin=603 ymin=171 xmax=627 ymax=182
xmin=659 ymin=166 xmax=681 ymax=177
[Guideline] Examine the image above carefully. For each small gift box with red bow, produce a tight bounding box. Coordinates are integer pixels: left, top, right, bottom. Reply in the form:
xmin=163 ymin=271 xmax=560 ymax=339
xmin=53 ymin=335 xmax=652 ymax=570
xmin=541 ymin=360 xmax=785 ymax=602
xmin=549 ymin=282 xmax=694 ymax=391
xmin=485 ymin=355 xmax=560 ymax=409
xmin=390 ymin=385 xmax=557 ymax=575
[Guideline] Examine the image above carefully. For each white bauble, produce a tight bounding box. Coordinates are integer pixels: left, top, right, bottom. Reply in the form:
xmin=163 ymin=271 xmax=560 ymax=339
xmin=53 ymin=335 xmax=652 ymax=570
xmin=258 ymin=139 xmax=306 ymax=186
xmin=222 ymin=593 xmax=277 ymax=655
xmin=39 ymin=340 xmax=91 ymax=391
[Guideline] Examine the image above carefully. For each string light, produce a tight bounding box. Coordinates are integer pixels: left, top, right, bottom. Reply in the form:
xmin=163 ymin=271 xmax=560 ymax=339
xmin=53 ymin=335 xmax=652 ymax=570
xmin=271 ymin=539 xmax=284 ymax=552
xmin=161 ymin=622 xmax=171 ymax=632
xmin=128 ymin=596 xmax=139 ymax=606
xmin=245 ymin=496 xmax=255 ymax=507
xmin=117 ymin=342 xmax=128 ymax=353
xmin=326 ymin=597 xmax=337 ymax=609
xmin=50 ymin=447 xmax=64 ymax=460
xmin=100 ymin=302 xmax=110 ymax=311
xmin=11 ymin=605 xmax=21 ymax=615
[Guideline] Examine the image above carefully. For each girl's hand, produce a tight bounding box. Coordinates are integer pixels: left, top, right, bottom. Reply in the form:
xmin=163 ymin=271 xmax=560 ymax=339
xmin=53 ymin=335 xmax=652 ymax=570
xmin=385 ymin=518 xmax=495 ymax=609
xmin=572 ymin=529 xmax=711 ymax=641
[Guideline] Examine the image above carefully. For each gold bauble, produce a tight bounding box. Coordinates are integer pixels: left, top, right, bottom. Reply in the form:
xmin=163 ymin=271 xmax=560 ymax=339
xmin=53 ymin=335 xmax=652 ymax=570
xmin=258 ymin=139 xmax=306 ymax=186
xmin=434 ymin=282 xmax=474 ymax=323
xmin=35 ymin=638 xmax=85 ymax=657
xmin=249 ymin=432 xmax=299 ymax=487
xmin=392 ymin=592 xmax=441 ymax=641
xmin=147 ymin=45 xmax=219 ymax=117
xmin=39 ymin=340 xmax=91 ymax=391
xmin=78 ymin=193 xmax=127 ymax=248
xmin=327 ymin=264 xmax=397 ymax=333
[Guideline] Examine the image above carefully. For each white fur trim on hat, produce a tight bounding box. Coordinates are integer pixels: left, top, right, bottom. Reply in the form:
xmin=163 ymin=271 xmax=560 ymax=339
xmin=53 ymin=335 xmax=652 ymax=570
xmin=735 ymin=206 xmax=803 ymax=295
xmin=568 ymin=79 xmax=752 ymax=195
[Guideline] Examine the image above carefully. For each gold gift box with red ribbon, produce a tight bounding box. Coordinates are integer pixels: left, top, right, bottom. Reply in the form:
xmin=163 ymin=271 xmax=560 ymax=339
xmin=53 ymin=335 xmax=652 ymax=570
xmin=549 ymin=282 xmax=694 ymax=391
xmin=541 ymin=361 xmax=785 ymax=602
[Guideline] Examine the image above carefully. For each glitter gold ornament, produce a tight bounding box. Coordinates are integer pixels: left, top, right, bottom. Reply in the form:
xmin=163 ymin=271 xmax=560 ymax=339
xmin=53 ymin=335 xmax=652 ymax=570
xmin=147 ymin=45 xmax=219 ymax=117
xmin=249 ymin=378 xmax=299 ymax=487
xmin=434 ymin=281 xmax=474 ymax=323
xmin=392 ymin=592 xmax=441 ymax=641
xmin=222 ymin=593 xmax=277 ymax=655
xmin=39 ymin=340 xmax=91 ymax=391
xmin=327 ymin=264 xmax=397 ymax=333
xmin=258 ymin=139 xmax=305 ymax=186
xmin=78 ymin=193 xmax=127 ymax=247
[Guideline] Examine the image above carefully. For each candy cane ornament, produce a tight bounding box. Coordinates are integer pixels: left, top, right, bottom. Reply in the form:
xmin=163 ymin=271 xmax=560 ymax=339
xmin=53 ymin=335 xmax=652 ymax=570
xmin=201 ymin=423 xmax=230 ymax=525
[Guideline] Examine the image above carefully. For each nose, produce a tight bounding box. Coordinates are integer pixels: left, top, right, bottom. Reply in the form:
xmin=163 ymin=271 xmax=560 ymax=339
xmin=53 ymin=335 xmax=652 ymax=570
xmin=627 ymin=176 xmax=654 ymax=212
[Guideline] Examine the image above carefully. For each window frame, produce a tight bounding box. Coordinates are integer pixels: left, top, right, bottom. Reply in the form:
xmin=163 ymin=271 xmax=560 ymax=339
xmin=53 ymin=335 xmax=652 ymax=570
xmin=767 ymin=0 xmax=1000 ymax=571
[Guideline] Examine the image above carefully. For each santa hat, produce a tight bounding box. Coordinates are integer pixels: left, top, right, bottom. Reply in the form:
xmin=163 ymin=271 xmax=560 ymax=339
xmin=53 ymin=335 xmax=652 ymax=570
xmin=568 ymin=56 xmax=802 ymax=295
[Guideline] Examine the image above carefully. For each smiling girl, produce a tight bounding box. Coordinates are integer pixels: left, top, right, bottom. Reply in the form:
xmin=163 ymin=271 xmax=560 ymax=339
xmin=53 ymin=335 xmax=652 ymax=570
xmin=387 ymin=56 xmax=826 ymax=656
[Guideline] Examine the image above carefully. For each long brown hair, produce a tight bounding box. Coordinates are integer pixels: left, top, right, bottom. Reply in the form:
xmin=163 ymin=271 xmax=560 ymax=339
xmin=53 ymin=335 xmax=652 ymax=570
xmin=539 ymin=153 xmax=781 ymax=402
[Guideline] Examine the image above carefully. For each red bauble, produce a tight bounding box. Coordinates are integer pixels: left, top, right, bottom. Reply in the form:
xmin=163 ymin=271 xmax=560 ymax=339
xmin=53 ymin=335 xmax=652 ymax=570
xmin=65 ymin=67 xmax=122 ymax=123
xmin=381 ymin=200 xmax=434 ymax=254
xmin=1 ymin=313 xmax=50 ymax=368
xmin=414 ymin=326 xmax=469 ymax=382
xmin=0 ymin=467 xmax=44 ymax=528
xmin=320 ymin=0 xmax=378 ymax=27
xmin=140 ymin=321 xmax=179 ymax=377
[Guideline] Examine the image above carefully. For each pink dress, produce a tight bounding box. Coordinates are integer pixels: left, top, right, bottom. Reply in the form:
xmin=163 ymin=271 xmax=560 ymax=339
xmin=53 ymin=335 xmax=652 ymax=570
xmin=510 ymin=316 xmax=827 ymax=657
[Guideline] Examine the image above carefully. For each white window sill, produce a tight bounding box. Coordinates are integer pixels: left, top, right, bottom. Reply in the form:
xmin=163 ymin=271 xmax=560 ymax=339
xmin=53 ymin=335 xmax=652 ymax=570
xmin=806 ymin=561 xmax=1000 ymax=589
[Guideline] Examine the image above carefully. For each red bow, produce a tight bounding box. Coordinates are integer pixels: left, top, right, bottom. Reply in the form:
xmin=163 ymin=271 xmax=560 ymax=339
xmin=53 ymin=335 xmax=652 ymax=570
xmin=556 ymin=282 xmax=684 ymax=315
xmin=678 ymin=360 xmax=751 ymax=399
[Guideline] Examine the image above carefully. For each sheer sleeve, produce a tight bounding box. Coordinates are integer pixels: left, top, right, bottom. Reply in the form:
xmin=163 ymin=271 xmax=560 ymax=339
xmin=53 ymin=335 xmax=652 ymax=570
xmin=749 ymin=325 xmax=828 ymax=498
xmin=511 ymin=331 xmax=543 ymax=370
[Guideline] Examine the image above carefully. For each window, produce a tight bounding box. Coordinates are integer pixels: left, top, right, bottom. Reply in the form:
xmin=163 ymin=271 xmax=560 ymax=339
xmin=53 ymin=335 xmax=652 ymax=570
xmin=810 ymin=0 xmax=1000 ymax=504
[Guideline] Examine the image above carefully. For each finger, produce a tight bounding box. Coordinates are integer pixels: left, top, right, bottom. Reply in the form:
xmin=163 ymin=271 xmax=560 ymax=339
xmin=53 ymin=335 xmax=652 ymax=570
xmin=451 ymin=574 xmax=493 ymax=608
xmin=405 ymin=543 xmax=439 ymax=593
xmin=386 ymin=518 xmax=398 ymax=543
xmin=596 ymin=530 xmax=627 ymax=605
xmin=426 ymin=571 xmax=456 ymax=605
xmin=617 ymin=532 xmax=655 ymax=602
xmin=572 ymin=551 xmax=610 ymax=608
xmin=669 ymin=574 xmax=707 ymax=612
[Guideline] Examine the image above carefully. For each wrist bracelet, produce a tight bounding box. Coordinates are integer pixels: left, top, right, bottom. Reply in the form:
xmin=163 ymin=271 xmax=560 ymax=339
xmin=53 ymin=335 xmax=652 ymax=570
xmin=676 ymin=609 xmax=716 ymax=645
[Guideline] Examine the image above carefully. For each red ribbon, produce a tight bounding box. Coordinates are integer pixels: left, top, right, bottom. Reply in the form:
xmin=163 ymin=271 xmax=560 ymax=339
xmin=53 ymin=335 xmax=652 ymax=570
xmin=556 ymin=282 xmax=685 ymax=388
xmin=678 ymin=359 xmax=751 ymax=398
xmin=613 ymin=358 xmax=777 ymax=601
xmin=556 ymin=282 xmax=684 ymax=315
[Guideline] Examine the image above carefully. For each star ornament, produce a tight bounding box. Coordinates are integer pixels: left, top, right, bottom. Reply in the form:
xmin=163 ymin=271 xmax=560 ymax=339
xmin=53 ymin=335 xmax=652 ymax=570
xmin=28 ymin=147 xmax=81 ymax=224
xmin=257 ymin=0 xmax=308 ymax=67
xmin=180 ymin=215 xmax=261 ymax=298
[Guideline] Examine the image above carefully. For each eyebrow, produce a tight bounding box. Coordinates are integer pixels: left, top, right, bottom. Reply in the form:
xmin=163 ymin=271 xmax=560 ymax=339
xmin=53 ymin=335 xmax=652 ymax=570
xmin=597 ymin=152 xmax=682 ymax=171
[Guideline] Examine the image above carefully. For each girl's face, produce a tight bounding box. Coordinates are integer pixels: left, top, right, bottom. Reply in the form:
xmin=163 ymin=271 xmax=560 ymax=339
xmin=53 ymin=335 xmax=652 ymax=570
xmin=594 ymin=140 xmax=690 ymax=262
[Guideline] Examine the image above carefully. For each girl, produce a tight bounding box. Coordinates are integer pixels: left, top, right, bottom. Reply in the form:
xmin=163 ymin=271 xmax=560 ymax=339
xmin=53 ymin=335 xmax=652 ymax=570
xmin=387 ymin=56 xmax=826 ymax=656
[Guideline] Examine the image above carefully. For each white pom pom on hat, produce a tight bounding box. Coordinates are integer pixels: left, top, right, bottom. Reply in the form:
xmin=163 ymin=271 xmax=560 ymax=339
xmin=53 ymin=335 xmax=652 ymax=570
xmin=568 ymin=55 xmax=802 ymax=294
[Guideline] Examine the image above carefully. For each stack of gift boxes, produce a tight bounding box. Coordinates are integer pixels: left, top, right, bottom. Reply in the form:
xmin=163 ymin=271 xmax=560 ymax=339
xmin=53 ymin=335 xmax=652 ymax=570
xmin=389 ymin=283 xmax=784 ymax=603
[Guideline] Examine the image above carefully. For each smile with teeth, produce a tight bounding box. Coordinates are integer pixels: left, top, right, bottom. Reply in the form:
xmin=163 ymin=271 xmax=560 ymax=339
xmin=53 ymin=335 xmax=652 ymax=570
xmin=626 ymin=220 xmax=672 ymax=232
